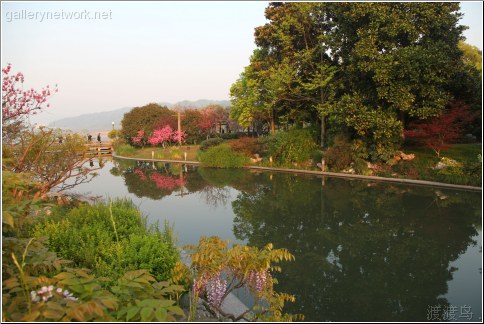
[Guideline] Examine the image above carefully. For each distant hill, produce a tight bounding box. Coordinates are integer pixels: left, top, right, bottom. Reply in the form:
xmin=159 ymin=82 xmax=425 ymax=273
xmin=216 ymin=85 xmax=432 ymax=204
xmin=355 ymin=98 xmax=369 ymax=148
xmin=48 ymin=99 xmax=231 ymax=132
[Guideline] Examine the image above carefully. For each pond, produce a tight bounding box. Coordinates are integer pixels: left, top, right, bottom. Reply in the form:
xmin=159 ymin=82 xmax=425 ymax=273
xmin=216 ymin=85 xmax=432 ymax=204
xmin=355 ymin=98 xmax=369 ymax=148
xmin=69 ymin=158 xmax=482 ymax=322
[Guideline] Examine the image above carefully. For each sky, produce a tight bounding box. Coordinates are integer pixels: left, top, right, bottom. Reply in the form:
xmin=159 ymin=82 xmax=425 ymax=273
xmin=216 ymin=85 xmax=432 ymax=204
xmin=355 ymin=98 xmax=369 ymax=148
xmin=1 ymin=1 xmax=483 ymax=125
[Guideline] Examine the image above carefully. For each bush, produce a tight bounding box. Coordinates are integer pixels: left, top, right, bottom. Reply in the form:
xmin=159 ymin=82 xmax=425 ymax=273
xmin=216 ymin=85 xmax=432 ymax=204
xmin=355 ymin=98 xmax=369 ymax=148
xmin=31 ymin=199 xmax=179 ymax=283
xmin=353 ymin=158 xmax=371 ymax=176
xmin=199 ymin=138 xmax=224 ymax=152
xmin=219 ymin=132 xmax=239 ymax=140
xmin=198 ymin=144 xmax=248 ymax=168
xmin=115 ymin=144 xmax=137 ymax=157
xmin=324 ymin=139 xmax=353 ymax=171
xmin=265 ymin=128 xmax=319 ymax=164
xmin=228 ymin=137 xmax=261 ymax=157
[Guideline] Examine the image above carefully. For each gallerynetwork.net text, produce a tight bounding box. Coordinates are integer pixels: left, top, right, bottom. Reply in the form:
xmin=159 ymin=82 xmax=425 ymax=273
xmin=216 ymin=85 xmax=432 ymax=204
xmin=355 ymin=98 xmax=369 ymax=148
xmin=5 ymin=10 xmax=113 ymax=23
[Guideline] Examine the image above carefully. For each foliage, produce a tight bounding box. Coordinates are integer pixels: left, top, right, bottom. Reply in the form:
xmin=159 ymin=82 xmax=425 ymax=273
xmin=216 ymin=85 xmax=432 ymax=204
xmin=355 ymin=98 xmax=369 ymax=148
xmin=231 ymin=2 xmax=467 ymax=161
xmin=2 ymin=127 xmax=96 ymax=194
xmin=148 ymin=125 xmax=187 ymax=147
xmin=219 ymin=132 xmax=239 ymax=140
xmin=107 ymin=129 xmax=121 ymax=139
xmin=115 ymin=143 xmax=137 ymax=157
xmin=265 ymin=128 xmax=319 ymax=164
xmin=199 ymin=137 xmax=224 ymax=152
xmin=2 ymin=64 xmax=57 ymax=136
xmin=198 ymin=144 xmax=248 ymax=168
xmin=3 ymin=251 xmax=184 ymax=322
xmin=148 ymin=125 xmax=174 ymax=147
xmin=31 ymin=199 xmax=180 ymax=283
xmin=404 ymin=101 xmax=477 ymax=157
xmin=2 ymin=170 xmax=45 ymax=234
xmin=185 ymin=236 xmax=302 ymax=321
xmin=121 ymin=103 xmax=172 ymax=145
xmin=353 ymin=158 xmax=371 ymax=176
xmin=198 ymin=105 xmax=229 ymax=138
xmin=228 ymin=137 xmax=261 ymax=157
xmin=323 ymin=138 xmax=353 ymax=171
xmin=459 ymin=40 xmax=482 ymax=73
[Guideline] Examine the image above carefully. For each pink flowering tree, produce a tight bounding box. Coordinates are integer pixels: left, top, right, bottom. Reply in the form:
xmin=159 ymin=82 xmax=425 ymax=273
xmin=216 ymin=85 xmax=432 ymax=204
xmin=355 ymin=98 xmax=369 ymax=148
xmin=131 ymin=129 xmax=145 ymax=147
xmin=2 ymin=64 xmax=57 ymax=130
xmin=185 ymin=236 xmax=302 ymax=321
xmin=147 ymin=126 xmax=187 ymax=148
xmin=148 ymin=125 xmax=173 ymax=148
xmin=172 ymin=130 xmax=187 ymax=146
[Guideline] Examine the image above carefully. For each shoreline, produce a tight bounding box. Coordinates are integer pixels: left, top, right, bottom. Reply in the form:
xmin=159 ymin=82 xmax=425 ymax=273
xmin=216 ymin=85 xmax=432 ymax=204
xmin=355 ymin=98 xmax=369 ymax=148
xmin=112 ymin=154 xmax=482 ymax=192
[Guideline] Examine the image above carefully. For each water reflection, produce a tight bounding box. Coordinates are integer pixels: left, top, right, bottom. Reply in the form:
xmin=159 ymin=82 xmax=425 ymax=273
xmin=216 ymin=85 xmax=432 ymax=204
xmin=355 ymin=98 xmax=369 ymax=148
xmin=231 ymin=173 xmax=481 ymax=321
xmin=91 ymin=160 xmax=481 ymax=321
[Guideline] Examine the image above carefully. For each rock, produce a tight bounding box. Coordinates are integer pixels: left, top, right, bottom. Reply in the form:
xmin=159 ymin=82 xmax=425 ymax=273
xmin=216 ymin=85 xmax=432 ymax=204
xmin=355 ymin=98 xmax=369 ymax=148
xmin=400 ymin=152 xmax=415 ymax=161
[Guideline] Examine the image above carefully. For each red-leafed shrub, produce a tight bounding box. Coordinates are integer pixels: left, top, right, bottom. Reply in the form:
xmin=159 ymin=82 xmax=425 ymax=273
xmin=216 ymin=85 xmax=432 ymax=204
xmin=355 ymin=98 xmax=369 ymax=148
xmin=404 ymin=101 xmax=477 ymax=157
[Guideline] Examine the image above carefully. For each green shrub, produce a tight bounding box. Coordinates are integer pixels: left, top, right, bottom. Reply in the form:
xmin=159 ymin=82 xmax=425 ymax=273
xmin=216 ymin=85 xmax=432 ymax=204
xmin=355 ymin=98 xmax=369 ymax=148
xmin=324 ymin=140 xmax=353 ymax=171
xmin=219 ymin=132 xmax=239 ymax=140
xmin=353 ymin=158 xmax=371 ymax=176
xmin=198 ymin=144 xmax=248 ymax=168
xmin=31 ymin=199 xmax=179 ymax=284
xmin=115 ymin=144 xmax=137 ymax=157
xmin=311 ymin=150 xmax=324 ymax=164
xmin=199 ymin=138 xmax=224 ymax=152
xmin=265 ymin=128 xmax=319 ymax=164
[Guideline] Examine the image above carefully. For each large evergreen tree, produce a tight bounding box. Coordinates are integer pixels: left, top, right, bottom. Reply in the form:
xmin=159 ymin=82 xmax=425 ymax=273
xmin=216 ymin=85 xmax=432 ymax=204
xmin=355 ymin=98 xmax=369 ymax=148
xmin=231 ymin=2 xmax=469 ymax=161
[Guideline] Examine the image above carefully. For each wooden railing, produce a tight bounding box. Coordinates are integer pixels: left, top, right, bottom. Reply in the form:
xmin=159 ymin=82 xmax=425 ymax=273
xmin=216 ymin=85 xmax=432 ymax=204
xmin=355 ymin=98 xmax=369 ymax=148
xmin=85 ymin=141 xmax=113 ymax=156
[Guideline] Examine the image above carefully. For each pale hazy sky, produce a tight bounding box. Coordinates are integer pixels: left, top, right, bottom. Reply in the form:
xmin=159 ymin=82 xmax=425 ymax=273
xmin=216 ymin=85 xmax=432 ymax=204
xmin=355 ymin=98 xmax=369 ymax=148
xmin=1 ymin=1 xmax=482 ymax=125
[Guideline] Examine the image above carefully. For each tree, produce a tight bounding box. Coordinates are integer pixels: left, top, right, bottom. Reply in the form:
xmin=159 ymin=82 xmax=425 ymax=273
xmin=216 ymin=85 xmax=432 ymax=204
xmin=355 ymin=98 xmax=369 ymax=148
xmin=198 ymin=105 xmax=228 ymax=138
xmin=181 ymin=108 xmax=203 ymax=144
xmin=404 ymin=101 xmax=476 ymax=157
xmin=2 ymin=65 xmax=97 ymax=195
xmin=120 ymin=103 xmax=171 ymax=145
xmin=3 ymin=127 xmax=96 ymax=194
xmin=459 ymin=40 xmax=482 ymax=73
xmin=2 ymin=64 xmax=58 ymax=143
xmin=232 ymin=2 xmax=467 ymax=161
xmin=147 ymin=125 xmax=173 ymax=148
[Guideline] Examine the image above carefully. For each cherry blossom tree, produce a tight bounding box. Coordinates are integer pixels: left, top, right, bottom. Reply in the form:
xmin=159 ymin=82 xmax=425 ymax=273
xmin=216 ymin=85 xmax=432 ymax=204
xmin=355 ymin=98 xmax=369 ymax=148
xmin=2 ymin=64 xmax=57 ymax=128
xmin=148 ymin=125 xmax=173 ymax=148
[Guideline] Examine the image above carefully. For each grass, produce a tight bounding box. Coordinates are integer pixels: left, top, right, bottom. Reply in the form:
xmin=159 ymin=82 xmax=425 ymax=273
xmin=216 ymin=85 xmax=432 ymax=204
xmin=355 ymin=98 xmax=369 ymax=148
xmin=398 ymin=143 xmax=482 ymax=186
xmin=131 ymin=145 xmax=200 ymax=161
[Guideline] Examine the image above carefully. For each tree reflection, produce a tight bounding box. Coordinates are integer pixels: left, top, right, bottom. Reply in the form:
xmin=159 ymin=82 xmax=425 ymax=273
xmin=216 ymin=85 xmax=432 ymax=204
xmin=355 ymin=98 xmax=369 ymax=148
xmin=231 ymin=174 xmax=480 ymax=321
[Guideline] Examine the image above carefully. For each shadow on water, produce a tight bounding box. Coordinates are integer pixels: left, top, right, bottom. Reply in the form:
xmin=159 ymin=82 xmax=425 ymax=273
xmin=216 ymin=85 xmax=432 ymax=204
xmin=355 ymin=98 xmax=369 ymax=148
xmin=91 ymin=159 xmax=482 ymax=321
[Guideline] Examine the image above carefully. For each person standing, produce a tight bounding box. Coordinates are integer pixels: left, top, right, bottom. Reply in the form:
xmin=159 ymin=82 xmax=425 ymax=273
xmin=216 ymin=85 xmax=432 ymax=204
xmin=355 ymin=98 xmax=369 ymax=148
xmin=97 ymin=133 xmax=101 ymax=144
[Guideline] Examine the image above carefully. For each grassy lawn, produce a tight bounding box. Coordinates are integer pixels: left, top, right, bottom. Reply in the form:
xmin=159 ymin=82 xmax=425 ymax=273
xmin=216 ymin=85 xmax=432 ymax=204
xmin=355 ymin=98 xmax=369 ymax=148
xmin=127 ymin=145 xmax=200 ymax=161
xmin=399 ymin=143 xmax=482 ymax=186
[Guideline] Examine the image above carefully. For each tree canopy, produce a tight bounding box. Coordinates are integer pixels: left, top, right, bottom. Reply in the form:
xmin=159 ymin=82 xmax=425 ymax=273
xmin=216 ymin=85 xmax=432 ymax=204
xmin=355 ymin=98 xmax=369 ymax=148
xmin=230 ymin=2 xmax=475 ymax=161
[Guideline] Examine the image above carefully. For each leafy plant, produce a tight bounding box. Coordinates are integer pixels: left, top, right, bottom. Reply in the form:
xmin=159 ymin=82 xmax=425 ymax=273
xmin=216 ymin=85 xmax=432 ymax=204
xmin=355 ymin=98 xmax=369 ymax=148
xmin=115 ymin=143 xmax=137 ymax=156
xmin=31 ymin=199 xmax=180 ymax=284
xmin=264 ymin=128 xmax=318 ymax=164
xmin=199 ymin=137 xmax=224 ymax=152
xmin=185 ymin=236 xmax=303 ymax=322
xmin=198 ymin=144 xmax=248 ymax=168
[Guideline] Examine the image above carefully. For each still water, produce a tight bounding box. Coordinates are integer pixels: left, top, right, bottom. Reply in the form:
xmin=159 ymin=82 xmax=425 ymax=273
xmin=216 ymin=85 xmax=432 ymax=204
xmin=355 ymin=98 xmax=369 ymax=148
xmin=70 ymin=158 xmax=482 ymax=322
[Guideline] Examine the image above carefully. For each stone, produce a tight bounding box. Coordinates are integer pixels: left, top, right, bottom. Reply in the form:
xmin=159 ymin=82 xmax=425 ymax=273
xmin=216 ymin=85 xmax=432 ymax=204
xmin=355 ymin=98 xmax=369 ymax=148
xmin=400 ymin=152 xmax=415 ymax=161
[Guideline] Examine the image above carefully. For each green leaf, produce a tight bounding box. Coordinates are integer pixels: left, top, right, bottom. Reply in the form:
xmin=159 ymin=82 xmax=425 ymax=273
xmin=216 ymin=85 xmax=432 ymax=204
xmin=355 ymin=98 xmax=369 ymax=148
xmin=140 ymin=307 xmax=154 ymax=322
xmin=125 ymin=306 xmax=139 ymax=321
xmin=155 ymin=307 xmax=168 ymax=322
xmin=137 ymin=299 xmax=159 ymax=308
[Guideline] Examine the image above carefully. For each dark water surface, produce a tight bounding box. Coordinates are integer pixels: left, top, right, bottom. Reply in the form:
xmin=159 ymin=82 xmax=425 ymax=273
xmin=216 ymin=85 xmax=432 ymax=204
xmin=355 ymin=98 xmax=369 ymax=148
xmin=70 ymin=159 xmax=482 ymax=322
